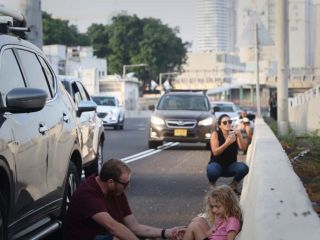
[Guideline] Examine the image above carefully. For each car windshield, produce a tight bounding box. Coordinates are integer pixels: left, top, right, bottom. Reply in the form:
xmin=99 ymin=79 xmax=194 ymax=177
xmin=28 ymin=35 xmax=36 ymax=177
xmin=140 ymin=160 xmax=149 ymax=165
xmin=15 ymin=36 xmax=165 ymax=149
xmin=158 ymin=95 xmax=209 ymax=111
xmin=92 ymin=96 xmax=116 ymax=106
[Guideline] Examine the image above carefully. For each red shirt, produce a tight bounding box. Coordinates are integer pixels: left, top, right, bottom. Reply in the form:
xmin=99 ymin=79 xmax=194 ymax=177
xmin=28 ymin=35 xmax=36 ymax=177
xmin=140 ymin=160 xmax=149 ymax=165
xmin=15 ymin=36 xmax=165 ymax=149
xmin=63 ymin=175 xmax=132 ymax=240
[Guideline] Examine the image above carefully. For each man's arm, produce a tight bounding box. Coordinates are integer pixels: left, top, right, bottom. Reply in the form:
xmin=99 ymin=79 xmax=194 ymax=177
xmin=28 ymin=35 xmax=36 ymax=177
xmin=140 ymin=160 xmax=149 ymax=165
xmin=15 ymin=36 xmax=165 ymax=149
xmin=124 ymin=214 xmax=182 ymax=239
xmin=92 ymin=212 xmax=139 ymax=240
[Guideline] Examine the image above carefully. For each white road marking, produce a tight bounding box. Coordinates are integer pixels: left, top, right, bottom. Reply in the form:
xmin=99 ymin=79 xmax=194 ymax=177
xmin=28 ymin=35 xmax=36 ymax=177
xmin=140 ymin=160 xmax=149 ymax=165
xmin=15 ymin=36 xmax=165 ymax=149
xmin=121 ymin=142 xmax=180 ymax=163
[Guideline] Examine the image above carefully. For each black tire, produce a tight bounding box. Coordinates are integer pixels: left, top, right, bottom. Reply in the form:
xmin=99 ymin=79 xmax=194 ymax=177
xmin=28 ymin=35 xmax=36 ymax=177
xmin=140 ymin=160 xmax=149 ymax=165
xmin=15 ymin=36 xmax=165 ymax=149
xmin=0 ymin=193 xmax=8 ymax=240
xmin=84 ymin=140 xmax=104 ymax=177
xmin=148 ymin=140 xmax=162 ymax=149
xmin=114 ymin=124 xmax=119 ymax=130
xmin=60 ymin=162 xmax=80 ymax=220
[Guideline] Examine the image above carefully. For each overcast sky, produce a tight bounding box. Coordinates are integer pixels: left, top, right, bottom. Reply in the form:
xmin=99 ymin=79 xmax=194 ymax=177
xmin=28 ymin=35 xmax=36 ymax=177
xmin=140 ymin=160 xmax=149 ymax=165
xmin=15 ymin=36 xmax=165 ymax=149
xmin=1 ymin=0 xmax=197 ymax=50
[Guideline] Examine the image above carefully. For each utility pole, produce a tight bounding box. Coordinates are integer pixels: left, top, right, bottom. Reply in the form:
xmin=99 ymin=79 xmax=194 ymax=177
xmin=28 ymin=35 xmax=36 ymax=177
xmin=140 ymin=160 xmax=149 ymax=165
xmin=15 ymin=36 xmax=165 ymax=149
xmin=315 ymin=0 xmax=320 ymax=76
xmin=276 ymin=0 xmax=289 ymax=135
xmin=19 ymin=0 xmax=43 ymax=49
xmin=254 ymin=23 xmax=261 ymax=118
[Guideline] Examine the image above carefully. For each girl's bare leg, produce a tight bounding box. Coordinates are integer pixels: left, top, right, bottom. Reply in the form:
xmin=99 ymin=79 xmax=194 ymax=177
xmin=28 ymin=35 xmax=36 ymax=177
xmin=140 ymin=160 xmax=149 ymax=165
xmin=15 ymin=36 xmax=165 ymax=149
xmin=182 ymin=217 xmax=210 ymax=240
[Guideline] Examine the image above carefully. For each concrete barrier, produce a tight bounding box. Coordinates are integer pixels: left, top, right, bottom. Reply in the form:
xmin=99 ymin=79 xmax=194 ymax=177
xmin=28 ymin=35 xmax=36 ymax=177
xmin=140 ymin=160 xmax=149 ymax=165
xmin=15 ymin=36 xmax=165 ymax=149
xmin=238 ymin=118 xmax=320 ymax=240
xmin=288 ymin=84 xmax=320 ymax=135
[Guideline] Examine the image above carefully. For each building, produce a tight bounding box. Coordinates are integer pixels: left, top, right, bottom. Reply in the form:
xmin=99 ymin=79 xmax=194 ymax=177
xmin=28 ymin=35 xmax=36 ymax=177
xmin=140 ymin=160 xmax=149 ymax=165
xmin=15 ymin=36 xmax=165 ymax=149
xmin=43 ymin=45 xmax=107 ymax=95
xmin=237 ymin=0 xmax=315 ymax=73
xmin=174 ymin=51 xmax=245 ymax=90
xmin=197 ymin=0 xmax=237 ymax=52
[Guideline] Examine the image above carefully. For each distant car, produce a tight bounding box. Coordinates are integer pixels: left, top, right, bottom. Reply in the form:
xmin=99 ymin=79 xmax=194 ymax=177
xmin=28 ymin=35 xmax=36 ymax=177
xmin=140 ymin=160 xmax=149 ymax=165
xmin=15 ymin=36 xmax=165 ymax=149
xmin=211 ymin=101 xmax=242 ymax=124
xmin=148 ymin=91 xmax=216 ymax=149
xmin=92 ymin=96 xmax=125 ymax=130
xmin=59 ymin=76 xmax=105 ymax=177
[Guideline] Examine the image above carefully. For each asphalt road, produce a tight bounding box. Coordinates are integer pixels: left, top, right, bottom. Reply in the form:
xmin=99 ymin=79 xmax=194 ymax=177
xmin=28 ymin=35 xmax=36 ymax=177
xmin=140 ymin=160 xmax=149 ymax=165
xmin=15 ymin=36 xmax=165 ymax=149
xmin=104 ymin=118 xmax=213 ymax=228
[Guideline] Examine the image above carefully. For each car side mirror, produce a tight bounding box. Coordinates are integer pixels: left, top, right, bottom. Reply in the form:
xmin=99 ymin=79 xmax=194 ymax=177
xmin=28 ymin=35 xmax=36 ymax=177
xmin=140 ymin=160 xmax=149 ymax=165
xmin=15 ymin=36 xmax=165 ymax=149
xmin=4 ymin=88 xmax=47 ymax=113
xmin=77 ymin=100 xmax=97 ymax=117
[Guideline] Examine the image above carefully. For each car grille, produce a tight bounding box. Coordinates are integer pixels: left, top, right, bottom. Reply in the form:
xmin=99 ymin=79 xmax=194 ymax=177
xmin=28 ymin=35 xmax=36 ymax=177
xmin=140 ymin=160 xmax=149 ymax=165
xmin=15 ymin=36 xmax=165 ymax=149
xmin=97 ymin=112 xmax=107 ymax=118
xmin=165 ymin=119 xmax=197 ymax=129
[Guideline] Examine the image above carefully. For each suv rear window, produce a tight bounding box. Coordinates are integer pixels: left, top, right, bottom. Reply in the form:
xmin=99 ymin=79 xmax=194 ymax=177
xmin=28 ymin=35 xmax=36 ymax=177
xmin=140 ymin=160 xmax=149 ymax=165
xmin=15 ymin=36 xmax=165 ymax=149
xmin=158 ymin=95 xmax=209 ymax=111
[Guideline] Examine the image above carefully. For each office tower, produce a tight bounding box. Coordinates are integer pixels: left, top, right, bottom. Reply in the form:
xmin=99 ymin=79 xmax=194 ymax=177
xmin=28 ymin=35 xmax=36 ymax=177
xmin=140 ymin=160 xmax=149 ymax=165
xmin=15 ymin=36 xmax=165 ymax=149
xmin=197 ymin=0 xmax=237 ymax=52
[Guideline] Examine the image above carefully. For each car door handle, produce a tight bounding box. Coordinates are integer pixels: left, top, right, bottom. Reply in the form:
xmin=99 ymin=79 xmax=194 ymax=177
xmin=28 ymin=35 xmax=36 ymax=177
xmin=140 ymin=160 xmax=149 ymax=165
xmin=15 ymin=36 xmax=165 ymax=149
xmin=39 ymin=123 xmax=48 ymax=134
xmin=63 ymin=113 xmax=70 ymax=123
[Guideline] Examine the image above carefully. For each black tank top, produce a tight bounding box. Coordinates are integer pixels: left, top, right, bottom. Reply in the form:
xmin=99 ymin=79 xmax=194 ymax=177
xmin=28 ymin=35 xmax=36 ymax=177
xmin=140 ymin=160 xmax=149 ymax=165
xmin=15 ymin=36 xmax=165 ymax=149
xmin=209 ymin=129 xmax=238 ymax=168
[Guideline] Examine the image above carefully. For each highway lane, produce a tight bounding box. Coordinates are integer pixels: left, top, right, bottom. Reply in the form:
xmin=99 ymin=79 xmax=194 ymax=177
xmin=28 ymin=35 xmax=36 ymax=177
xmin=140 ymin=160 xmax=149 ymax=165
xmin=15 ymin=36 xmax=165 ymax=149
xmin=103 ymin=118 xmax=213 ymax=228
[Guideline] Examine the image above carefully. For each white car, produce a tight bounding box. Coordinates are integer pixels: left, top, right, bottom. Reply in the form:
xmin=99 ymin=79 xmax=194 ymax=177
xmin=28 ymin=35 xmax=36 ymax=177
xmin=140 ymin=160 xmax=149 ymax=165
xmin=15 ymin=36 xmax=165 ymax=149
xmin=211 ymin=101 xmax=242 ymax=127
xmin=92 ymin=96 xmax=125 ymax=130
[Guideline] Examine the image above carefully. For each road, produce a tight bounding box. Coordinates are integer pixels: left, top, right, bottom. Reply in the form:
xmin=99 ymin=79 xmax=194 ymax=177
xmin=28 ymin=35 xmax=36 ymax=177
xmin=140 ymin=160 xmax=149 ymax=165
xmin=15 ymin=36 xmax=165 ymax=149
xmin=104 ymin=118 xmax=213 ymax=228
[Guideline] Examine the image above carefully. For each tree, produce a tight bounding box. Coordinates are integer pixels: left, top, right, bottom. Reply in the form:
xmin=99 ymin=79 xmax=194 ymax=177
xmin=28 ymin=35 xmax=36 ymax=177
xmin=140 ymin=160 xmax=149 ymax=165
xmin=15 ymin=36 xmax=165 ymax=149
xmin=86 ymin=14 xmax=188 ymax=85
xmin=42 ymin=12 xmax=89 ymax=46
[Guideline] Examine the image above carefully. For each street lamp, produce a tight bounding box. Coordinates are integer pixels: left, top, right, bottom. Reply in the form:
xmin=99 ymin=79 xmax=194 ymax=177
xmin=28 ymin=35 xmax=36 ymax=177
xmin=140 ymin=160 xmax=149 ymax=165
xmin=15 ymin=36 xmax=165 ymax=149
xmin=122 ymin=63 xmax=148 ymax=79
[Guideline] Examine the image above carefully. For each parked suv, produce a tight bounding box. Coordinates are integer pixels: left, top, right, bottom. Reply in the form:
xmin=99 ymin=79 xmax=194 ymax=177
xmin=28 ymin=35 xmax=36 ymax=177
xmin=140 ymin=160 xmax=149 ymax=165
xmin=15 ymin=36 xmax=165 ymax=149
xmin=0 ymin=8 xmax=88 ymax=239
xmin=148 ymin=91 xmax=216 ymax=149
xmin=59 ymin=75 xmax=105 ymax=177
xmin=92 ymin=95 xmax=125 ymax=130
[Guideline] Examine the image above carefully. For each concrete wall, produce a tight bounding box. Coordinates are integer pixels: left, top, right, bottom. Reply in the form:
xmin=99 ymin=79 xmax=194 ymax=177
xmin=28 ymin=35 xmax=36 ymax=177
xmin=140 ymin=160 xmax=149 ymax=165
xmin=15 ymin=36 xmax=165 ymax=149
xmin=238 ymin=118 xmax=320 ymax=240
xmin=288 ymin=84 xmax=320 ymax=135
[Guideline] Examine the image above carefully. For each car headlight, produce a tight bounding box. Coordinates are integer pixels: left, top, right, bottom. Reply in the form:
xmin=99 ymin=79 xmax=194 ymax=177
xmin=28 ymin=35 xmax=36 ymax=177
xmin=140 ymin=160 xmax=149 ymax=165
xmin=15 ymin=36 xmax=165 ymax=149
xmin=151 ymin=116 xmax=165 ymax=125
xmin=199 ymin=117 xmax=214 ymax=126
xmin=106 ymin=110 xmax=114 ymax=116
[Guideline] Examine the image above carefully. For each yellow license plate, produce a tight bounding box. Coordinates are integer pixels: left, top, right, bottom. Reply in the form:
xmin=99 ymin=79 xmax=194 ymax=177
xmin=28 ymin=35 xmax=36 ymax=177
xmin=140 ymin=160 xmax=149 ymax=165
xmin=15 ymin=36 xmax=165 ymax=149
xmin=174 ymin=129 xmax=187 ymax=136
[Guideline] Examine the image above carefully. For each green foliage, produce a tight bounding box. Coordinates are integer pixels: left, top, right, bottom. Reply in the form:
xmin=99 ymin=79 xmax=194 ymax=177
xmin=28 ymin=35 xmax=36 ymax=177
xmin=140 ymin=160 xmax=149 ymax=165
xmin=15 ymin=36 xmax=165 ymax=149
xmin=42 ymin=12 xmax=89 ymax=46
xmin=43 ymin=12 xmax=188 ymax=86
xmin=86 ymin=14 xmax=188 ymax=83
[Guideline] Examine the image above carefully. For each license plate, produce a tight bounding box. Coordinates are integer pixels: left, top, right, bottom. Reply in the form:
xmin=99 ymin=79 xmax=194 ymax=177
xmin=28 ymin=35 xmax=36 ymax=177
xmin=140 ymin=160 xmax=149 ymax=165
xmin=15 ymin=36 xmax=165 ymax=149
xmin=174 ymin=129 xmax=187 ymax=136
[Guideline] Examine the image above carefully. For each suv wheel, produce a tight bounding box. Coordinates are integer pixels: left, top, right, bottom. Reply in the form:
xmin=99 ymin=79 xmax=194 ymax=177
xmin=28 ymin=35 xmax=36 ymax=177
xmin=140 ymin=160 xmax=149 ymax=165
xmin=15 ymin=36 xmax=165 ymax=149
xmin=61 ymin=162 xmax=79 ymax=219
xmin=148 ymin=140 xmax=162 ymax=149
xmin=0 ymin=193 xmax=8 ymax=240
xmin=84 ymin=140 xmax=104 ymax=177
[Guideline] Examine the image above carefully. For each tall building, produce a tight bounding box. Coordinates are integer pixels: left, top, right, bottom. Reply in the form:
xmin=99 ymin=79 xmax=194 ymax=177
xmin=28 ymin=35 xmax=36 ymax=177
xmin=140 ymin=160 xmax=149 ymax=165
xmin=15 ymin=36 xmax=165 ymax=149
xmin=237 ymin=0 xmax=315 ymax=71
xmin=197 ymin=0 xmax=237 ymax=52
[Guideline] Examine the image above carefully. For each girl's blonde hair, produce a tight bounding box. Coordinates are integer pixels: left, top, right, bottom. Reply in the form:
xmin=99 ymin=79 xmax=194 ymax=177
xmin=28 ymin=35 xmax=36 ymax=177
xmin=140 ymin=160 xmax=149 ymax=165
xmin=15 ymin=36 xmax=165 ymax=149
xmin=205 ymin=185 xmax=243 ymax=226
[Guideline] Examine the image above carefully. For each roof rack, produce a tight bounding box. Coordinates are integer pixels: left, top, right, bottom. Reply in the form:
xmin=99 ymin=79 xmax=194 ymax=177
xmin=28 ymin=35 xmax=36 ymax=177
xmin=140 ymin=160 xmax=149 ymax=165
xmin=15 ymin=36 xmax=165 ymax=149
xmin=0 ymin=6 xmax=29 ymax=38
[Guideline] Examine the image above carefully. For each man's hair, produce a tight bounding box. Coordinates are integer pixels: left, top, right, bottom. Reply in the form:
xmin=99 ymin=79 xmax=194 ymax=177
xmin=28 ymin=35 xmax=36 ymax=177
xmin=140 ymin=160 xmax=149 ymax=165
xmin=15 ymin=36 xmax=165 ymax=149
xmin=99 ymin=158 xmax=131 ymax=182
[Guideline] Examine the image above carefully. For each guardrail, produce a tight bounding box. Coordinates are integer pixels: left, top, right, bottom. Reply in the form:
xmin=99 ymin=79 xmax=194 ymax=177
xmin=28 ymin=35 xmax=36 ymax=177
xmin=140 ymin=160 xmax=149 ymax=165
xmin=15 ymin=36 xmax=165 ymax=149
xmin=238 ymin=118 xmax=320 ymax=240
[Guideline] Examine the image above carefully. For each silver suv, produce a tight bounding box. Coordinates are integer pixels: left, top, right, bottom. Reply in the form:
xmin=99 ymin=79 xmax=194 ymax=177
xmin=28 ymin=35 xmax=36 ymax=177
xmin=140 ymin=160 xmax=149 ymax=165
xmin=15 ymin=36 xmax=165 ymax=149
xmin=0 ymin=7 xmax=89 ymax=239
xmin=60 ymin=75 xmax=105 ymax=177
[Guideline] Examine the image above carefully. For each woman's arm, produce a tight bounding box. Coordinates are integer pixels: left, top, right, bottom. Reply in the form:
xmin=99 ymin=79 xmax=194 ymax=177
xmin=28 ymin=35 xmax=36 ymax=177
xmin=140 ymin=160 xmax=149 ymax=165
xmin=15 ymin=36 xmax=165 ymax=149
xmin=210 ymin=131 xmax=236 ymax=156
xmin=227 ymin=230 xmax=238 ymax=240
xmin=235 ymin=129 xmax=248 ymax=151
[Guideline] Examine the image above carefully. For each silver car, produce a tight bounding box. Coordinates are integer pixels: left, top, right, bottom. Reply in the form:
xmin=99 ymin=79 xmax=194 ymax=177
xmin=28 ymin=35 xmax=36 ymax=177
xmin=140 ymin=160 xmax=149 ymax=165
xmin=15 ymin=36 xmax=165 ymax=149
xmin=60 ymin=76 xmax=105 ymax=177
xmin=92 ymin=96 xmax=125 ymax=130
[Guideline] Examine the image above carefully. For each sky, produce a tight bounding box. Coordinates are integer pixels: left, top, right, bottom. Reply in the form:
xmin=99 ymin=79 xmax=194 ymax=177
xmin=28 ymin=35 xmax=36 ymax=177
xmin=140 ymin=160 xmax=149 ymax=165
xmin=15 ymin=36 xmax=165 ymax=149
xmin=1 ymin=0 xmax=197 ymax=50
